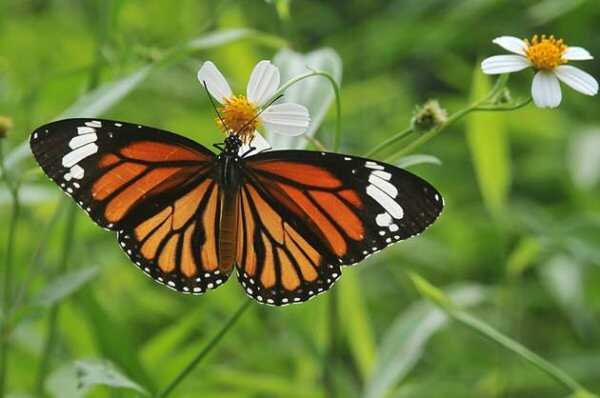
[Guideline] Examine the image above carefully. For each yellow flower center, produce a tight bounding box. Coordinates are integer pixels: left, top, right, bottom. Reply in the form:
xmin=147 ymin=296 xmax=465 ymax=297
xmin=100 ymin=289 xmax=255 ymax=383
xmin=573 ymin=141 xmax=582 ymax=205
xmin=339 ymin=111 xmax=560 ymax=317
xmin=525 ymin=34 xmax=567 ymax=70
xmin=217 ymin=95 xmax=260 ymax=143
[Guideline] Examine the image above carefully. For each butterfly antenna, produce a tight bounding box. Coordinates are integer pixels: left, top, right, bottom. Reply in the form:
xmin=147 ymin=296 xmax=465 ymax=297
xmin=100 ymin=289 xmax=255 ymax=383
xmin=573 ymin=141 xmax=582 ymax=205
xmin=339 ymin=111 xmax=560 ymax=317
xmin=202 ymin=81 xmax=230 ymax=133
xmin=234 ymin=94 xmax=284 ymax=136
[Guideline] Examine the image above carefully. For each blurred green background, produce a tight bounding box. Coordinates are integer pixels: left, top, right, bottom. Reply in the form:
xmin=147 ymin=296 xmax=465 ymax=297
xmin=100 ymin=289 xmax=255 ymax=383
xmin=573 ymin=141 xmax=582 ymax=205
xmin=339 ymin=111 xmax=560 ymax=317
xmin=1 ymin=0 xmax=600 ymax=397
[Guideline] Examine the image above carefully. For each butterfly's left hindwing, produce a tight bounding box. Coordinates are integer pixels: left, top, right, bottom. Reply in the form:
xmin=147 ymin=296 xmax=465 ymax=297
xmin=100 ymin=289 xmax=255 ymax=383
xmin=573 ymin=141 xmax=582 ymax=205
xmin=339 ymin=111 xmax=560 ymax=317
xmin=30 ymin=118 xmax=230 ymax=294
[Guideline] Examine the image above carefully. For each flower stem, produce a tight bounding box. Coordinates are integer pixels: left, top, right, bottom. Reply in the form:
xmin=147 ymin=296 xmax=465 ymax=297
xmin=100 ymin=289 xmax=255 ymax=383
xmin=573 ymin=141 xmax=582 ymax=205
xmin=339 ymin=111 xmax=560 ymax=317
xmin=363 ymin=74 xmax=524 ymax=160
xmin=270 ymin=70 xmax=342 ymax=151
xmin=34 ymin=204 xmax=77 ymax=397
xmin=363 ymin=127 xmax=413 ymax=158
xmin=0 ymin=140 xmax=20 ymax=398
xmin=155 ymin=300 xmax=252 ymax=398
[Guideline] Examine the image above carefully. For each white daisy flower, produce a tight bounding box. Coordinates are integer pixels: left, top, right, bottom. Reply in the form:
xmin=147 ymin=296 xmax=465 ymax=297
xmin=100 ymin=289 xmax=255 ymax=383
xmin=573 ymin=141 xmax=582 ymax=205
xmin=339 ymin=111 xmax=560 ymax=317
xmin=197 ymin=60 xmax=311 ymax=147
xmin=481 ymin=34 xmax=598 ymax=108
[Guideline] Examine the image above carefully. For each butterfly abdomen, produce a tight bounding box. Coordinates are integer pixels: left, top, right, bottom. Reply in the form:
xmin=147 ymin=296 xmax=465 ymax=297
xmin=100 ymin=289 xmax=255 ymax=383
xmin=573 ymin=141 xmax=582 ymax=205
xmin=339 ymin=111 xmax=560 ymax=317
xmin=219 ymin=190 xmax=240 ymax=273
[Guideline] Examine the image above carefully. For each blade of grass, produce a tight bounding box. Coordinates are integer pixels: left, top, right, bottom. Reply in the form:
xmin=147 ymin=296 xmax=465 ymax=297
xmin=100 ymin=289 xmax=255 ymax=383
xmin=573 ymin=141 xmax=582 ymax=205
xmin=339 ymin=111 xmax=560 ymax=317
xmin=466 ymin=68 xmax=510 ymax=218
xmin=0 ymin=139 xmax=20 ymax=398
xmin=408 ymin=272 xmax=597 ymax=397
xmin=35 ymin=203 xmax=77 ymax=396
xmin=365 ymin=283 xmax=487 ymax=398
xmin=155 ymin=300 xmax=252 ymax=398
xmin=337 ymin=268 xmax=376 ymax=381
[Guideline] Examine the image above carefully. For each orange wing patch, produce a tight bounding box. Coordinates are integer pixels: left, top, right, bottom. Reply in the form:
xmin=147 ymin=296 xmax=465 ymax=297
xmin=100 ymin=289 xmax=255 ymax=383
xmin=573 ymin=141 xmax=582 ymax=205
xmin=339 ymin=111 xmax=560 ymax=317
xmin=252 ymin=160 xmax=342 ymax=188
xmin=98 ymin=153 xmax=121 ymax=168
xmin=93 ymin=162 xmax=147 ymax=200
xmin=236 ymin=183 xmax=329 ymax=304
xmin=309 ymin=191 xmax=364 ymax=240
xmin=200 ymin=185 xmax=219 ymax=271
xmin=125 ymin=180 xmax=221 ymax=285
xmin=276 ymin=182 xmax=347 ymax=256
xmin=121 ymin=141 xmax=207 ymax=162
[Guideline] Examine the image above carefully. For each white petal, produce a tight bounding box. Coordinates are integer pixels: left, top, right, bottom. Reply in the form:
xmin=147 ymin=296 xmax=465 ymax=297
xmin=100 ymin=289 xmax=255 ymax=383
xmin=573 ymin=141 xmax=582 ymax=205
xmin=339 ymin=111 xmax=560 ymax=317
xmin=247 ymin=60 xmax=280 ymax=107
xmin=554 ymin=65 xmax=598 ymax=96
xmin=563 ymin=47 xmax=594 ymax=61
xmin=492 ymin=36 xmax=527 ymax=56
xmin=260 ymin=103 xmax=310 ymax=136
xmin=481 ymin=55 xmax=531 ymax=75
xmin=238 ymin=131 xmax=272 ymax=157
xmin=532 ymin=71 xmax=562 ymax=108
xmin=197 ymin=61 xmax=232 ymax=104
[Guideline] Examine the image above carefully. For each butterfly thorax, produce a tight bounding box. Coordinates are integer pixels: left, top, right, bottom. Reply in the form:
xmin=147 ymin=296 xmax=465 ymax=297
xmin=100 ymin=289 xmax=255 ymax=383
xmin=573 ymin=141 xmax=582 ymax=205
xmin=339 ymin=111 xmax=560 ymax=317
xmin=216 ymin=134 xmax=244 ymax=192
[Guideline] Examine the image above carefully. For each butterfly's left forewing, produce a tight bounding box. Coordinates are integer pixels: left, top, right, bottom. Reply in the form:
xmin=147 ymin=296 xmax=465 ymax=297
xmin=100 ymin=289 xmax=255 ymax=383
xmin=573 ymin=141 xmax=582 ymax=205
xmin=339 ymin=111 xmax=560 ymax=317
xmin=237 ymin=150 xmax=444 ymax=305
xmin=31 ymin=118 xmax=230 ymax=293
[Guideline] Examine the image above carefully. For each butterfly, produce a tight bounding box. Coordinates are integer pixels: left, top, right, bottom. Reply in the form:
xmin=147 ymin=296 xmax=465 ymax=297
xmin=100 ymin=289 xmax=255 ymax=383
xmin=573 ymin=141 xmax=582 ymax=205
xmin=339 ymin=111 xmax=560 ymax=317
xmin=30 ymin=118 xmax=443 ymax=306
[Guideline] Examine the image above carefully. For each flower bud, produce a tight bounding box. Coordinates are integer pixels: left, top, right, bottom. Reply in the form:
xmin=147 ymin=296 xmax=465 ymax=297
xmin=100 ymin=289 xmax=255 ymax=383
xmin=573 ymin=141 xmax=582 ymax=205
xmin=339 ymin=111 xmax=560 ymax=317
xmin=0 ymin=116 xmax=13 ymax=139
xmin=411 ymin=100 xmax=447 ymax=133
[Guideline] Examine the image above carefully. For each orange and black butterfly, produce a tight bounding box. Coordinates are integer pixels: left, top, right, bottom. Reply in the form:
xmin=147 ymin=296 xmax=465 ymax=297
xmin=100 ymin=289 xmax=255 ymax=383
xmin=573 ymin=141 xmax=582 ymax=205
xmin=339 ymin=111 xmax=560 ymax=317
xmin=30 ymin=119 xmax=443 ymax=306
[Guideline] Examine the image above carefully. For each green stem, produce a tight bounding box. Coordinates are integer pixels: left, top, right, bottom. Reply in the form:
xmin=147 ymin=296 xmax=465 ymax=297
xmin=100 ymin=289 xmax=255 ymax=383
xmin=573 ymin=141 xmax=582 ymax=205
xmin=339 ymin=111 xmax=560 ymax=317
xmin=363 ymin=127 xmax=413 ymax=158
xmin=0 ymin=139 xmax=19 ymax=398
xmin=452 ymin=310 xmax=592 ymax=395
xmin=324 ymin=291 xmax=338 ymax=398
xmin=155 ymin=300 xmax=252 ymax=398
xmin=11 ymin=202 xmax=65 ymax=315
xmin=394 ymin=96 xmax=530 ymax=158
xmin=363 ymin=74 xmax=523 ymax=160
xmin=269 ymin=70 xmax=342 ymax=151
xmin=472 ymin=97 xmax=532 ymax=112
xmin=35 ymin=204 xmax=77 ymax=397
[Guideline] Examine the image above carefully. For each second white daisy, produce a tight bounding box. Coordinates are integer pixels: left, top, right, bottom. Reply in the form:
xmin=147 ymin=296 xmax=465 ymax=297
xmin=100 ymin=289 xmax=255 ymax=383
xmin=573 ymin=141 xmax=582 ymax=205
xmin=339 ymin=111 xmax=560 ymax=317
xmin=197 ymin=60 xmax=311 ymax=144
xmin=481 ymin=34 xmax=598 ymax=108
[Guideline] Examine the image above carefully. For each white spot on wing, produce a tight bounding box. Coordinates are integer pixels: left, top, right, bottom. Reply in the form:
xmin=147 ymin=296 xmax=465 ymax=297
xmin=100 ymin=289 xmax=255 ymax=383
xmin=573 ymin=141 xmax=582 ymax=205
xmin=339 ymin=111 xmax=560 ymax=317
xmin=62 ymin=143 xmax=98 ymax=167
xmin=375 ymin=212 xmax=392 ymax=227
xmin=372 ymin=170 xmax=391 ymax=180
xmin=365 ymin=161 xmax=384 ymax=170
xmin=368 ymin=173 xmax=398 ymax=198
xmin=77 ymin=126 xmax=95 ymax=135
xmin=69 ymin=133 xmax=97 ymax=149
xmin=85 ymin=120 xmax=102 ymax=128
xmin=367 ymin=185 xmax=404 ymax=219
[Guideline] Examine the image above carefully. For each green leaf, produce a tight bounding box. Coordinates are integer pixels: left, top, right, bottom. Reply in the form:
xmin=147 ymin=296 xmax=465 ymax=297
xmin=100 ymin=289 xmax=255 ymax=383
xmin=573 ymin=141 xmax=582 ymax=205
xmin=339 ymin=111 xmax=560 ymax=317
xmin=528 ymin=0 xmax=586 ymax=24
xmin=33 ymin=267 xmax=99 ymax=308
xmin=568 ymin=129 xmax=600 ymax=190
xmin=466 ymin=69 xmax=511 ymax=218
xmin=408 ymin=274 xmax=594 ymax=396
xmin=184 ymin=28 xmax=287 ymax=52
xmin=75 ymin=359 xmax=148 ymax=395
xmin=395 ymin=154 xmax=442 ymax=168
xmin=506 ymin=236 xmax=542 ymax=278
xmin=539 ymin=255 xmax=594 ymax=338
xmin=365 ymin=283 xmax=487 ymax=398
xmin=336 ymin=268 xmax=376 ymax=381
xmin=270 ymin=48 xmax=343 ymax=150
xmin=46 ymin=360 xmax=148 ymax=398
xmin=0 ymin=184 xmax=57 ymax=206
xmin=407 ymin=272 xmax=453 ymax=311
